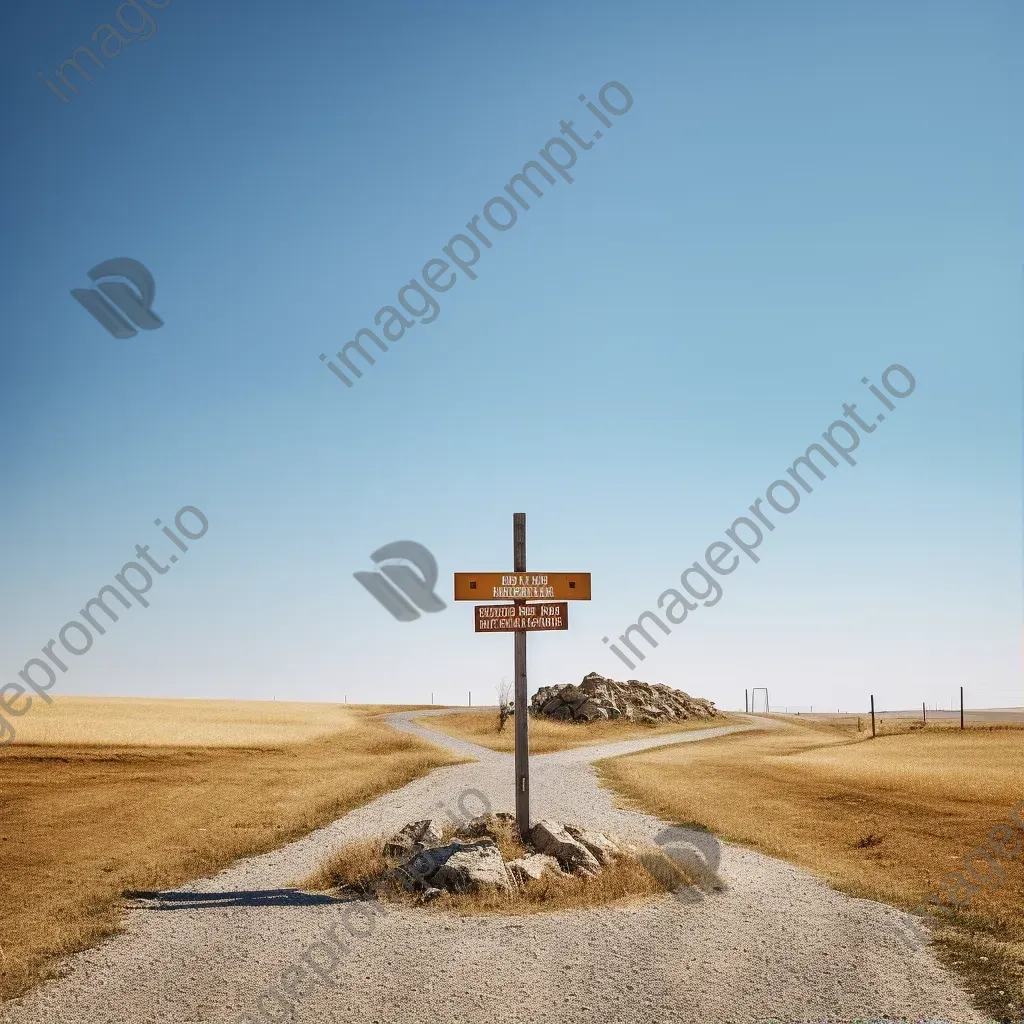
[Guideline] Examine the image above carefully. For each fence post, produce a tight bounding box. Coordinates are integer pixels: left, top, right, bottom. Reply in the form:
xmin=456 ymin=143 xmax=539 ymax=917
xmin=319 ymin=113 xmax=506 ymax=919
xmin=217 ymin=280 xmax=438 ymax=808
xmin=960 ymin=686 xmax=964 ymax=730
xmin=745 ymin=688 xmax=749 ymax=713
xmin=922 ymin=701 xmax=926 ymax=724
xmin=870 ymin=695 xmax=876 ymax=738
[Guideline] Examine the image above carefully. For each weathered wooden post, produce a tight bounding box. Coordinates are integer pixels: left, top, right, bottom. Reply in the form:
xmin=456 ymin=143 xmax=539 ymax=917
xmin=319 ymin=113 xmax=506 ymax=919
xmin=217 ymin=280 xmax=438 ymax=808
xmin=870 ymin=695 xmax=876 ymax=738
xmin=960 ymin=686 xmax=964 ymax=730
xmin=513 ymin=513 xmax=529 ymax=837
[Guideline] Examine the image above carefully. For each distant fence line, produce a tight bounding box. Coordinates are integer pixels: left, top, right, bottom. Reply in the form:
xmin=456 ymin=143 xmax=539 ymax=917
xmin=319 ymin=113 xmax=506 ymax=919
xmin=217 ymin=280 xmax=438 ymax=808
xmin=745 ymin=690 xmax=1023 ymax=720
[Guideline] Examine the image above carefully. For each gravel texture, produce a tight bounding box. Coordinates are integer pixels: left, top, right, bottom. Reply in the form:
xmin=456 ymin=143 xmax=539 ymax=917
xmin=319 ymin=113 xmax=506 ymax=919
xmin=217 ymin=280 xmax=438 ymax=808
xmin=0 ymin=711 xmax=988 ymax=1024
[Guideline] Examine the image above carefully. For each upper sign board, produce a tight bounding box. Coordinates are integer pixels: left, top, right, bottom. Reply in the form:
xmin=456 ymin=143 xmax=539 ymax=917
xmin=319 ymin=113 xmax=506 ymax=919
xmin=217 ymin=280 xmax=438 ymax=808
xmin=453 ymin=572 xmax=591 ymax=602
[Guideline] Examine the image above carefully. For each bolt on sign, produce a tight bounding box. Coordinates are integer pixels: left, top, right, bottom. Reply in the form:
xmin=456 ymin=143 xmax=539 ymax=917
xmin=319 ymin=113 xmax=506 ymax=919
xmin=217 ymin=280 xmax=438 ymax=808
xmin=474 ymin=602 xmax=569 ymax=632
xmin=454 ymin=519 xmax=591 ymax=838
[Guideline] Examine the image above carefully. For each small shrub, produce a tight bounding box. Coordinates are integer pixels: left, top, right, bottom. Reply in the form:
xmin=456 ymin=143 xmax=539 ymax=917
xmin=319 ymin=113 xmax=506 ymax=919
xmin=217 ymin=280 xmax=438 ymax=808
xmin=855 ymin=833 xmax=884 ymax=849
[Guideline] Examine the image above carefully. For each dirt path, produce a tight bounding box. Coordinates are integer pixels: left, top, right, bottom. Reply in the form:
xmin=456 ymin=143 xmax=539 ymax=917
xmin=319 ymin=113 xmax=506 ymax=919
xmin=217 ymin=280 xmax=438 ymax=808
xmin=0 ymin=712 xmax=987 ymax=1024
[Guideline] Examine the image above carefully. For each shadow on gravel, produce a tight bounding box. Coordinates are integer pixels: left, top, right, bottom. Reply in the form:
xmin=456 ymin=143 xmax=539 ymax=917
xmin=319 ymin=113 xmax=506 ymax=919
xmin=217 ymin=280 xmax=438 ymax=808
xmin=124 ymin=888 xmax=344 ymax=910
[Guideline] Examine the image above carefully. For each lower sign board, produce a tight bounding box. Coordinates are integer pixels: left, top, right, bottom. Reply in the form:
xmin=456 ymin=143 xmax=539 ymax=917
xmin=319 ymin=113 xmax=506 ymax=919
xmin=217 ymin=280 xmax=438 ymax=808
xmin=474 ymin=602 xmax=569 ymax=633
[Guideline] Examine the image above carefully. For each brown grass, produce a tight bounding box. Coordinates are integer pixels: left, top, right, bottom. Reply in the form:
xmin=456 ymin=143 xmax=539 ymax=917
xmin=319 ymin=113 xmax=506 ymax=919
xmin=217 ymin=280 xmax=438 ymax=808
xmin=304 ymin=828 xmax=703 ymax=916
xmin=0 ymin=698 xmax=464 ymax=1003
xmin=596 ymin=718 xmax=1024 ymax=1022
xmin=417 ymin=708 xmax=733 ymax=753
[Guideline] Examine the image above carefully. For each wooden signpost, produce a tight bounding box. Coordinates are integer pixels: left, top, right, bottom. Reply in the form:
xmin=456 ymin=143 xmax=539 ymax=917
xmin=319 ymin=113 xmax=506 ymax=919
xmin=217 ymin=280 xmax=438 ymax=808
xmin=454 ymin=514 xmax=591 ymax=837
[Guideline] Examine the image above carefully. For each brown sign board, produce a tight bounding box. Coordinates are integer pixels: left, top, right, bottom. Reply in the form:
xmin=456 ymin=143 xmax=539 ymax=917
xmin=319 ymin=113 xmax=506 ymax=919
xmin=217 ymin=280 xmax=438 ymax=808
xmin=454 ymin=572 xmax=591 ymax=602
xmin=474 ymin=602 xmax=569 ymax=633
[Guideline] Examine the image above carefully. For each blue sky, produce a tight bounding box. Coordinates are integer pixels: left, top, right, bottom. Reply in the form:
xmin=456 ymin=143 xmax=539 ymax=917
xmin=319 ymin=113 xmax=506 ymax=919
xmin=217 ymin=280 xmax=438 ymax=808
xmin=1 ymin=0 xmax=1020 ymax=715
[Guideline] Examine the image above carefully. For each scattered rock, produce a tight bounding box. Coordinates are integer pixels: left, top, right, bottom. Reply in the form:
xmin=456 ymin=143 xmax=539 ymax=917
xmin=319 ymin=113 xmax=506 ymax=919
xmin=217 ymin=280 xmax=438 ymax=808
xmin=530 ymin=820 xmax=602 ymax=874
xmin=378 ymin=815 xmax=623 ymax=901
xmin=507 ymin=853 xmax=564 ymax=884
xmin=428 ymin=839 xmax=514 ymax=894
xmin=403 ymin=846 xmax=446 ymax=883
xmin=385 ymin=864 xmax=426 ymax=893
xmin=384 ymin=819 xmax=445 ymax=858
xmin=564 ymin=824 xmax=620 ymax=866
xmin=531 ymin=672 xmax=718 ymax=724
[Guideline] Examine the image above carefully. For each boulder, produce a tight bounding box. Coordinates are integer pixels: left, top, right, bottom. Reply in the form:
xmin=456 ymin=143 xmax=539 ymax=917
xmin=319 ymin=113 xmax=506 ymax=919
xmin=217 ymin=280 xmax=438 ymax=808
xmin=384 ymin=819 xmax=444 ymax=858
xmin=385 ymin=864 xmax=427 ymax=893
xmin=530 ymin=820 xmax=601 ymax=874
xmin=377 ymin=815 xmax=625 ymax=902
xmin=531 ymin=673 xmax=718 ymax=724
xmin=506 ymin=853 xmax=564 ymax=884
xmin=428 ymin=839 xmax=514 ymax=894
xmin=575 ymin=701 xmax=608 ymax=722
xmin=558 ymin=684 xmax=586 ymax=704
xmin=564 ymin=824 xmax=620 ymax=866
xmin=400 ymin=846 xmax=447 ymax=885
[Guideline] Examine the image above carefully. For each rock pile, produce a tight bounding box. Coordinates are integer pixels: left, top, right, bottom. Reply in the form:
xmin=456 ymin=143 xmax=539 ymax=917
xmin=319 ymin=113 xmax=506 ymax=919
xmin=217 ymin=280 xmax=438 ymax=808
xmin=530 ymin=672 xmax=718 ymax=723
xmin=382 ymin=814 xmax=629 ymax=901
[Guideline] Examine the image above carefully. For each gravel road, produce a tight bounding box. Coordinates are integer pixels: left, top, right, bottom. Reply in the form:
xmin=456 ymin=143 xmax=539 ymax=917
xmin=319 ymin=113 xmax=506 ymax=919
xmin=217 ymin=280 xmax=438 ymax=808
xmin=0 ymin=712 xmax=988 ymax=1024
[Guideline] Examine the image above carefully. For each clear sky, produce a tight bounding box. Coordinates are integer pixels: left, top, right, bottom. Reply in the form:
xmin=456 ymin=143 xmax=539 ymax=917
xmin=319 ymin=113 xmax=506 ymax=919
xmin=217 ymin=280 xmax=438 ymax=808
xmin=1 ymin=0 xmax=1020 ymax=716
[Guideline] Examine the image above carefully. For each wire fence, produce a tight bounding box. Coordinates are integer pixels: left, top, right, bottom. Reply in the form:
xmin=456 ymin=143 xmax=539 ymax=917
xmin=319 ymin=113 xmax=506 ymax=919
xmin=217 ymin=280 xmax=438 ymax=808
xmin=745 ymin=688 xmax=1024 ymax=729
xmin=748 ymin=689 xmax=1023 ymax=724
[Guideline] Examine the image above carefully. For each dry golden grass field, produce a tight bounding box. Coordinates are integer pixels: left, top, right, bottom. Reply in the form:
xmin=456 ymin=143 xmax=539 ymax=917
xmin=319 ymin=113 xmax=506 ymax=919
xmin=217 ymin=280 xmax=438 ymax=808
xmin=597 ymin=716 xmax=1024 ymax=1023
xmin=7 ymin=694 xmax=369 ymax=747
xmin=416 ymin=708 xmax=735 ymax=753
xmin=0 ymin=697 xmax=465 ymax=1003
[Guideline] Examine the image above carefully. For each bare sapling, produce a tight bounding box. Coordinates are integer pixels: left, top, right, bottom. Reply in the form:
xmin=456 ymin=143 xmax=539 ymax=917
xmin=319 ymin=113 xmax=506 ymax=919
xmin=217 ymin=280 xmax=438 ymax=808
xmin=497 ymin=677 xmax=513 ymax=733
